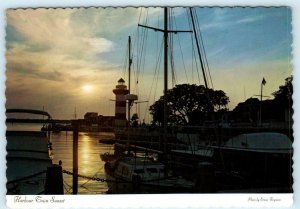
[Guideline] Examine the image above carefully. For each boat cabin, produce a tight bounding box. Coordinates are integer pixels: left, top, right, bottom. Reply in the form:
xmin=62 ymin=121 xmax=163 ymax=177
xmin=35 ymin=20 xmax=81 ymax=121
xmin=114 ymin=157 xmax=165 ymax=181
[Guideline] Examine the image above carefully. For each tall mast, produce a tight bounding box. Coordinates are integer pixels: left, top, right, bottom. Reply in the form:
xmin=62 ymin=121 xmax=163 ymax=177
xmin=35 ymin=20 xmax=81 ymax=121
xmin=138 ymin=8 xmax=191 ymax=153
xmin=163 ymin=7 xmax=168 ymax=153
xmin=128 ymin=36 xmax=132 ymax=93
xmin=189 ymin=8 xmax=208 ymax=89
xmin=128 ymin=36 xmax=132 ymax=122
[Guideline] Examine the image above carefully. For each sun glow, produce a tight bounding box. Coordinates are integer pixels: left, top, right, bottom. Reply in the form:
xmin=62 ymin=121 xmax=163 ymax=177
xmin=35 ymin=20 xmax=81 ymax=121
xmin=82 ymin=84 xmax=93 ymax=93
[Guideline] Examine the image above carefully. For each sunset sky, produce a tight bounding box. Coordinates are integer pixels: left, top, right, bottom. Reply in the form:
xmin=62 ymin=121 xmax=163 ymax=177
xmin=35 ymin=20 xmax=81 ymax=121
xmin=5 ymin=7 xmax=292 ymax=121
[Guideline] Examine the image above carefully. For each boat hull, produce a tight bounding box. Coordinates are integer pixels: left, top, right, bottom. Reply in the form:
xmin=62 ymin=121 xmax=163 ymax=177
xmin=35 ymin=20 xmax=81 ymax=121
xmin=219 ymin=147 xmax=293 ymax=190
xmin=104 ymin=162 xmax=195 ymax=194
xmin=6 ymin=131 xmax=53 ymax=194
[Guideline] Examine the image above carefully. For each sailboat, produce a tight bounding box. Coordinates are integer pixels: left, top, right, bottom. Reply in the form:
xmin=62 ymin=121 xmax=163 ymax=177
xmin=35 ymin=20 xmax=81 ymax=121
xmin=104 ymin=7 xmax=197 ymax=194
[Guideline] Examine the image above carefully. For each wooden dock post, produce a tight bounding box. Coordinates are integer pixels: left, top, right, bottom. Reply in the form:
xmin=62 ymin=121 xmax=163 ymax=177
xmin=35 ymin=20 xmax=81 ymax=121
xmin=196 ymin=162 xmax=216 ymax=192
xmin=72 ymin=120 xmax=78 ymax=194
xmin=45 ymin=164 xmax=64 ymax=194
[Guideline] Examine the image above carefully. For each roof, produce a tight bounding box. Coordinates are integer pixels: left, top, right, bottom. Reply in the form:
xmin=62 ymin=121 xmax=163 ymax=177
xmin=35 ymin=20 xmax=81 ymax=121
xmin=225 ymin=132 xmax=292 ymax=150
xmin=118 ymin=78 xmax=125 ymax=83
xmin=6 ymin=108 xmax=52 ymax=119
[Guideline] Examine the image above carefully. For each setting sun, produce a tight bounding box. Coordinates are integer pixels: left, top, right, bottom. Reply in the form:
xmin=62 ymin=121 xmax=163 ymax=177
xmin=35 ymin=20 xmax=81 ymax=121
xmin=82 ymin=84 xmax=93 ymax=93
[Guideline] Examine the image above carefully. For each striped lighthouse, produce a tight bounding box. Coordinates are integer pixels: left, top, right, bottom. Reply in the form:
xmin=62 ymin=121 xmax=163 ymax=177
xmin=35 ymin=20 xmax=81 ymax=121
xmin=113 ymin=78 xmax=129 ymax=127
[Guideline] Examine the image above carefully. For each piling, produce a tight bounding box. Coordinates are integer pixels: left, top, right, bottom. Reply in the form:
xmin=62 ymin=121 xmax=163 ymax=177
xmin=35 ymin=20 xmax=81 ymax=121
xmin=72 ymin=120 xmax=79 ymax=194
xmin=196 ymin=162 xmax=216 ymax=192
xmin=45 ymin=164 xmax=64 ymax=194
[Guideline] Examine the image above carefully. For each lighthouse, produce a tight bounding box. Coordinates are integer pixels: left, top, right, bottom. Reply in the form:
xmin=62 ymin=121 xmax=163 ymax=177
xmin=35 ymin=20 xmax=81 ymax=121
xmin=113 ymin=78 xmax=129 ymax=127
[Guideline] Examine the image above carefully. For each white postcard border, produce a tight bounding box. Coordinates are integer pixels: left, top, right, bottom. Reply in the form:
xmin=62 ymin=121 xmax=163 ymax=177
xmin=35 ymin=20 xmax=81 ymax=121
xmin=6 ymin=194 xmax=294 ymax=208
xmin=1 ymin=0 xmax=299 ymax=209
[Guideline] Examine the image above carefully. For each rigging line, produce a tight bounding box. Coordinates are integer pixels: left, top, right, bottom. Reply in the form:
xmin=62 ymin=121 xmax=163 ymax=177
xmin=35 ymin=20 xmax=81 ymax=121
xmin=186 ymin=9 xmax=195 ymax=84
xmin=145 ymin=39 xmax=163 ymax=110
xmin=173 ymin=11 xmax=189 ymax=83
xmin=169 ymin=9 xmax=177 ymax=87
xmin=131 ymin=29 xmax=140 ymax=94
xmin=133 ymin=9 xmax=147 ymax=115
xmin=194 ymin=9 xmax=214 ymax=89
xmin=189 ymin=8 xmax=206 ymax=87
xmin=153 ymin=53 xmax=162 ymax=103
xmin=136 ymin=17 xmax=140 ymax=86
xmin=156 ymin=14 xmax=160 ymax=64
xmin=139 ymin=16 xmax=149 ymax=91
xmin=170 ymin=39 xmax=176 ymax=88
xmin=193 ymin=36 xmax=201 ymax=85
xmin=136 ymin=8 xmax=147 ymax=85
xmin=193 ymin=11 xmax=211 ymax=89
xmin=119 ymin=40 xmax=129 ymax=79
xmin=189 ymin=16 xmax=201 ymax=85
xmin=136 ymin=9 xmax=149 ymax=88
xmin=150 ymin=40 xmax=163 ymax=111
xmin=191 ymin=45 xmax=194 ymax=83
xmin=122 ymin=41 xmax=129 ymax=79
xmin=188 ymin=9 xmax=203 ymax=85
xmin=171 ymin=9 xmax=177 ymax=87
xmin=132 ymin=62 xmax=137 ymax=93
xmin=169 ymin=10 xmax=176 ymax=87
xmin=144 ymin=39 xmax=164 ymax=120
xmin=139 ymin=9 xmax=149 ymax=80
xmin=149 ymin=12 xmax=161 ymax=99
xmin=141 ymin=10 xmax=149 ymax=76
xmin=137 ymin=9 xmax=150 ymax=115
xmin=190 ymin=9 xmax=207 ymax=84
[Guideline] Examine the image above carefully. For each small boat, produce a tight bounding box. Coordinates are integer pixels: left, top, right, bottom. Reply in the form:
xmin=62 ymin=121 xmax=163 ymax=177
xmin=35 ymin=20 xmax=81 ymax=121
xmin=6 ymin=109 xmax=53 ymax=194
xmin=105 ymin=157 xmax=195 ymax=194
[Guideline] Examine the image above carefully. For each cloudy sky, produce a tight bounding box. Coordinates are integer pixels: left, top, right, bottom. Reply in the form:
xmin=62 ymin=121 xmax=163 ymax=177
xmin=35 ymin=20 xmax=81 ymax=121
xmin=5 ymin=7 xmax=292 ymax=121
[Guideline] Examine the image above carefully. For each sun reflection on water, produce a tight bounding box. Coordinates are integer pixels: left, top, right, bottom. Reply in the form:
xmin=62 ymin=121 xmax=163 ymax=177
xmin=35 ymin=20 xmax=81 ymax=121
xmin=50 ymin=131 xmax=114 ymax=194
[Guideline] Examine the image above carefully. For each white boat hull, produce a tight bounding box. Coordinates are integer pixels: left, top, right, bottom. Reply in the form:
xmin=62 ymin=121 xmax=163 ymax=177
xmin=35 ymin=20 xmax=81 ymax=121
xmin=6 ymin=131 xmax=53 ymax=194
xmin=104 ymin=160 xmax=195 ymax=194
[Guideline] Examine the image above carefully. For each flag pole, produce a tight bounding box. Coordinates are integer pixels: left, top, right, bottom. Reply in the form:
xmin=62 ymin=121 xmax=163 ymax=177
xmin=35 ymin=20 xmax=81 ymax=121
xmin=260 ymin=78 xmax=266 ymax=126
xmin=260 ymin=81 xmax=262 ymax=126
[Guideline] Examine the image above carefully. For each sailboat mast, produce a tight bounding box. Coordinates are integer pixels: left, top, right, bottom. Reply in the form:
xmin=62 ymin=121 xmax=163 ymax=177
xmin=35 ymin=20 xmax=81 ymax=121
xmin=163 ymin=7 xmax=168 ymax=154
xmin=138 ymin=7 xmax=191 ymax=153
xmin=128 ymin=36 xmax=132 ymax=122
xmin=128 ymin=36 xmax=132 ymax=93
xmin=189 ymin=8 xmax=208 ymax=89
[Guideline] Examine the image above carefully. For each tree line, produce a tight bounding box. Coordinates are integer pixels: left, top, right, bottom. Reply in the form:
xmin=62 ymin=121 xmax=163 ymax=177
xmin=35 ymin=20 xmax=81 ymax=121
xmin=148 ymin=76 xmax=292 ymax=126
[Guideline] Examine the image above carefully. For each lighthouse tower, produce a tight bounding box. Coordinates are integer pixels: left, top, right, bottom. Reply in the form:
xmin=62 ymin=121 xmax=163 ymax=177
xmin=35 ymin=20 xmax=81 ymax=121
xmin=113 ymin=78 xmax=129 ymax=127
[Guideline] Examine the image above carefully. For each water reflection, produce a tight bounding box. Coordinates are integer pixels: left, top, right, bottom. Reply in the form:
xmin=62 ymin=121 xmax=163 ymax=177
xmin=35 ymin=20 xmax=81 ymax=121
xmin=50 ymin=131 xmax=114 ymax=194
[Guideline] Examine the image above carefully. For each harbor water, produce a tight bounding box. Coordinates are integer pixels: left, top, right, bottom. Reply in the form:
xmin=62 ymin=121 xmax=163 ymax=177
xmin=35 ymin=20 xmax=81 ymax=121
xmin=50 ymin=131 xmax=114 ymax=194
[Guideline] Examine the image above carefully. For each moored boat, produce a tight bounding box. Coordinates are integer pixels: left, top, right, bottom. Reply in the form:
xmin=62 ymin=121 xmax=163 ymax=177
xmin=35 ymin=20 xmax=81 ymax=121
xmin=170 ymin=131 xmax=293 ymax=192
xmin=218 ymin=132 xmax=293 ymax=189
xmin=104 ymin=157 xmax=195 ymax=194
xmin=6 ymin=109 xmax=53 ymax=194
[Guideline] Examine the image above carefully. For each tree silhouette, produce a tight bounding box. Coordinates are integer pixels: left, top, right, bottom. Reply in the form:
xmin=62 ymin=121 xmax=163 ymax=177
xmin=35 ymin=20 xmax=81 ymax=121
xmin=149 ymin=84 xmax=229 ymax=126
xmin=131 ymin=113 xmax=139 ymax=127
xmin=272 ymin=76 xmax=293 ymax=108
